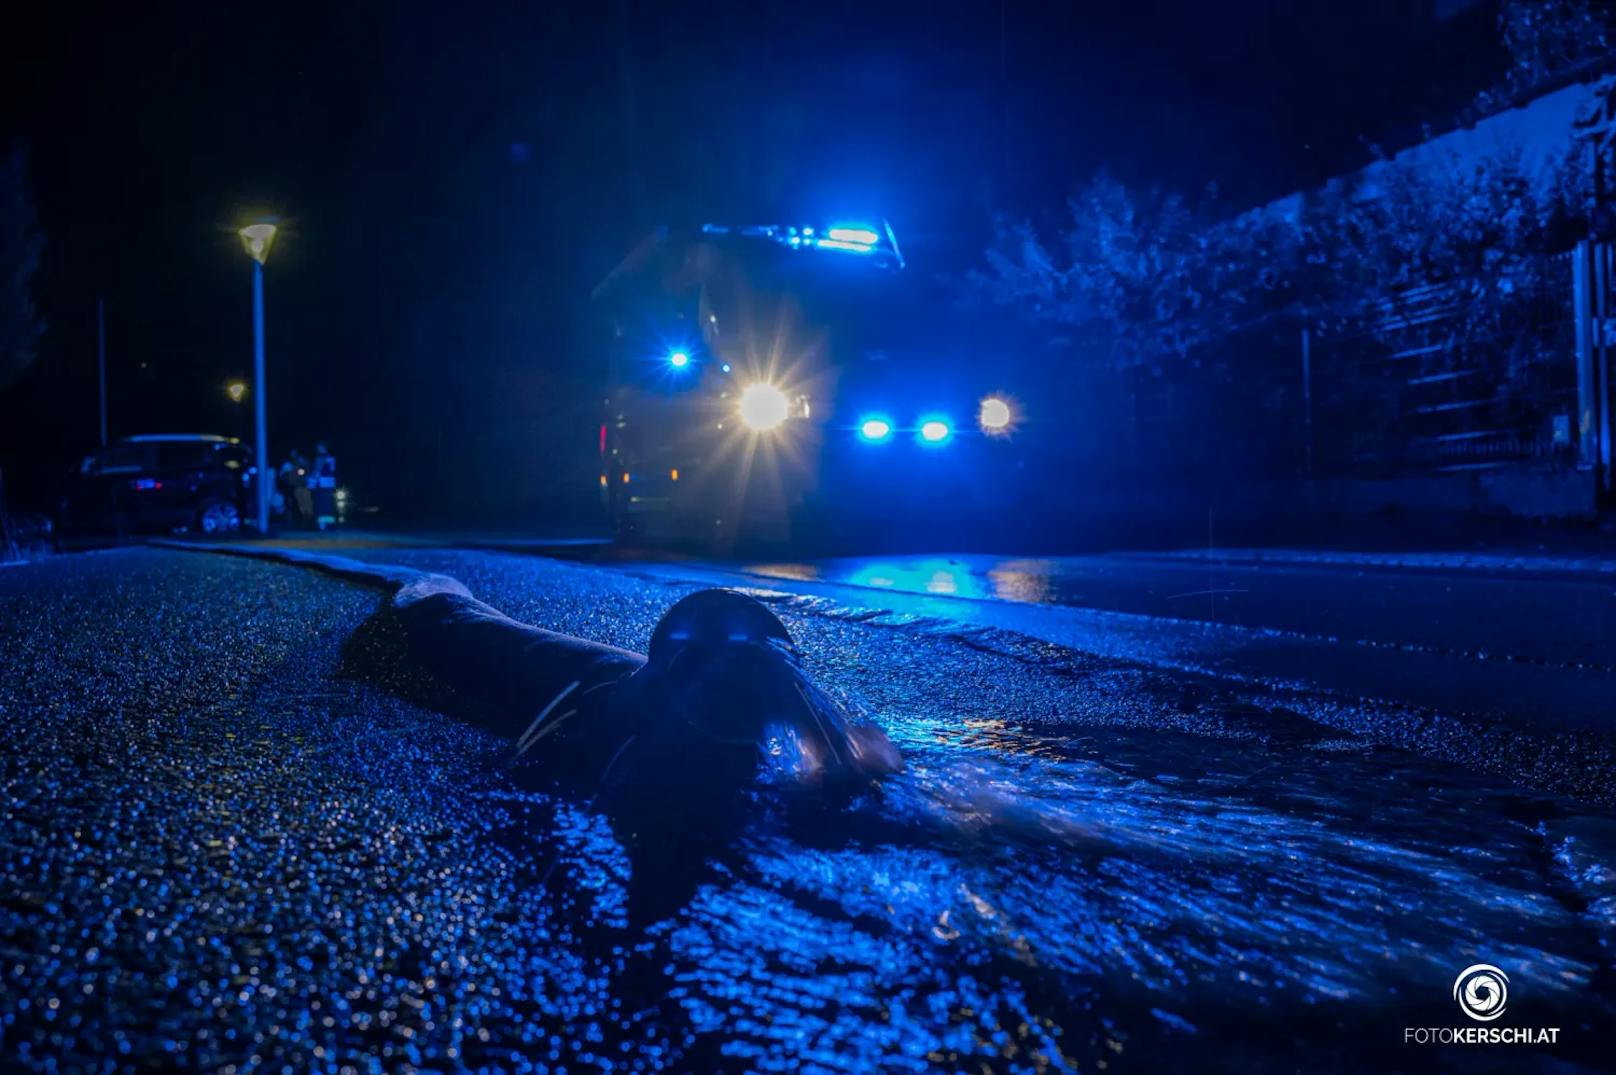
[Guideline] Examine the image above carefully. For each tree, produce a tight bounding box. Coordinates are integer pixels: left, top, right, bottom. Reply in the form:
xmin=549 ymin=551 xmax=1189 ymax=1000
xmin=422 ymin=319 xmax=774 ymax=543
xmin=971 ymin=129 xmax=1592 ymax=372
xmin=971 ymin=1 xmax=1615 ymax=373
xmin=1498 ymin=0 xmax=1612 ymax=94
xmin=972 ymin=175 xmax=1303 ymax=370
xmin=0 ymin=146 xmax=45 ymax=390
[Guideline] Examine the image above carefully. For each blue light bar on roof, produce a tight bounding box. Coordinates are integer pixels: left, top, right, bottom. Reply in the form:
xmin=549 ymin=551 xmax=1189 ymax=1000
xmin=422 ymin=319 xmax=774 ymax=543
xmin=826 ymin=225 xmax=880 ymax=246
xmin=698 ymin=221 xmax=901 ymax=264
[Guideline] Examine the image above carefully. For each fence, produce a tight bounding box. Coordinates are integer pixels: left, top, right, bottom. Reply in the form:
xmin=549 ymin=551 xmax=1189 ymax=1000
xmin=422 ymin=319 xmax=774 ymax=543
xmin=1307 ymin=253 xmax=1582 ymax=479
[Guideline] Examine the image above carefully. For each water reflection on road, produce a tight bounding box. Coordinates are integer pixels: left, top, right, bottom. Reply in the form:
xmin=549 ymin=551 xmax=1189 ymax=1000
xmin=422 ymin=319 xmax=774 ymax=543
xmin=751 ymin=556 xmax=1060 ymax=604
xmin=647 ymin=720 xmax=1612 ymax=1072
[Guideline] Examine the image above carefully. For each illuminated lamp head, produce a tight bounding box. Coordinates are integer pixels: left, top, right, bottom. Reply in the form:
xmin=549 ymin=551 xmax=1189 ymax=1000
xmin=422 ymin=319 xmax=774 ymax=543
xmin=239 ymin=222 xmax=277 ymax=265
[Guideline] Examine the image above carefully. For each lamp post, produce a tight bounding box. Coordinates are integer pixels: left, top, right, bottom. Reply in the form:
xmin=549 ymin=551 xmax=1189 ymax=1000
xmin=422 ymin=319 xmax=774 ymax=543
xmin=239 ymin=222 xmax=277 ymax=534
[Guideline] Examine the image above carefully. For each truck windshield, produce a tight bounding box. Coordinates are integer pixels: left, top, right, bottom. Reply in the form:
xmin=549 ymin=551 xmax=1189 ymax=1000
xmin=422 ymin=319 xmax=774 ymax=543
xmin=699 ymin=241 xmax=913 ymax=369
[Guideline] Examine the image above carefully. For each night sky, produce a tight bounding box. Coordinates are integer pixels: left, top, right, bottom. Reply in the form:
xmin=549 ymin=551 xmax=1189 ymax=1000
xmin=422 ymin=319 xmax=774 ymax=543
xmin=0 ymin=1 xmax=1501 ymax=520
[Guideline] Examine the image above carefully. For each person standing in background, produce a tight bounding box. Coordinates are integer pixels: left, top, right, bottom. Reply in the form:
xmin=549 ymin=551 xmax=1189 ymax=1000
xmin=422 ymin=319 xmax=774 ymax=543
xmin=277 ymin=454 xmax=304 ymax=527
xmin=293 ymin=452 xmax=314 ymax=527
xmin=310 ymin=443 xmax=338 ymax=530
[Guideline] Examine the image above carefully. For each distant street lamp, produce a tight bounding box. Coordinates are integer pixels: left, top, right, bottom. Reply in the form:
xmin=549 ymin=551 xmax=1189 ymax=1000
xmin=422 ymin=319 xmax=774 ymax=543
xmin=239 ymin=221 xmax=277 ymax=534
xmin=225 ymin=379 xmax=248 ymax=403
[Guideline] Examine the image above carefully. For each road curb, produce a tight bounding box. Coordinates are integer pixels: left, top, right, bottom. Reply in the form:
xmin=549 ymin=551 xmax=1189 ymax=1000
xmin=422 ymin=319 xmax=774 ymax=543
xmin=1121 ymin=548 xmax=1616 ymax=583
xmin=149 ymin=539 xmax=430 ymax=592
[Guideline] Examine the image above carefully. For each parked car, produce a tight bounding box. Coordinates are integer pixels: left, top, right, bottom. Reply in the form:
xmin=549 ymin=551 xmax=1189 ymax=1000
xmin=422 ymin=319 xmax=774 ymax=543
xmin=58 ymin=434 xmax=254 ymax=536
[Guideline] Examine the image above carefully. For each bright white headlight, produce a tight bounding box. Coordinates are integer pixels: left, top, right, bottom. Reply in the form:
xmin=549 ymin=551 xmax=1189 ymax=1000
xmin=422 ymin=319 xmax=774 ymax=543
xmin=979 ymin=396 xmax=1012 ymax=433
xmin=739 ymin=383 xmax=790 ymax=431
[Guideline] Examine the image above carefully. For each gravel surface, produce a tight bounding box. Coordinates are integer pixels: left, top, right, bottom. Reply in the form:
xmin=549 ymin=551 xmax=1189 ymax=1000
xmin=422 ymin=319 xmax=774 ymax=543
xmin=0 ymin=549 xmax=679 ymax=1072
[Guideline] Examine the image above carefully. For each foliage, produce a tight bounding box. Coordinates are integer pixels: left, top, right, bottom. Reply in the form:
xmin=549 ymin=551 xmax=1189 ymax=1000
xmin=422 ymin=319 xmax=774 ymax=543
xmin=973 ymin=127 xmax=1592 ymax=371
xmin=0 ymin=147 xmax=46 ymax=390
xmin=972 ymin=1 xmax=1615 ymax=374
xmin=974 ymin=177 xmax=1296 ymax=370
xmin=1497 ymin=0 xmax=1611 ymax=93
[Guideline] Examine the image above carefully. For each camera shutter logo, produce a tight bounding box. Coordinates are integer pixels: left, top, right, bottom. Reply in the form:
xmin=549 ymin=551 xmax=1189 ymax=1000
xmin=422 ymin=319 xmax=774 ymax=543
xmin=1453 ymin=964 xmax=1509 ymax=1022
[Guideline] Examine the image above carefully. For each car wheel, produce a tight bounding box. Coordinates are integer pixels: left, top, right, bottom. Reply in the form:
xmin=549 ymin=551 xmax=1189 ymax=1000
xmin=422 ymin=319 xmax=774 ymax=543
xmin=198 ymin=499 xmax=241 ymax=535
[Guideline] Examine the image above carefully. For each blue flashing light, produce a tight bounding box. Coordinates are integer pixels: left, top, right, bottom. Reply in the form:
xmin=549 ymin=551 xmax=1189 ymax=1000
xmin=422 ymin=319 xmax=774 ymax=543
xmin=668 ymin=350 xmax=691 ymax=369
xmin=858 ymin=416 xmax=894 ymax=443
xmin=827 ymin=225 xmax=880 ymax=245
xmin=918 ymin=417 xmax=952 ymax=445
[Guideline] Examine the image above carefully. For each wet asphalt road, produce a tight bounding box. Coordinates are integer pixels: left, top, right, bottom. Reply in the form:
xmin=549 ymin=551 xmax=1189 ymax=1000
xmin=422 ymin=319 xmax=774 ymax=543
xmin=735 ymin=551 xmax=1616 ymax=670
xmin=727 ymin=552 xmax=1616 ymax=737
xmin=2 ymin=544 xmax=1614 ymax=1073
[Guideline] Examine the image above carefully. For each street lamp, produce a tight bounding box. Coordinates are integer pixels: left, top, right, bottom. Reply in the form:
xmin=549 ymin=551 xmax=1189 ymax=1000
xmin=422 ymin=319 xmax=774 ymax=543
xmin=225 ymin=379 xmax=247 ymax=403
xmin=239 ymin=221 xmax=277 ymax=534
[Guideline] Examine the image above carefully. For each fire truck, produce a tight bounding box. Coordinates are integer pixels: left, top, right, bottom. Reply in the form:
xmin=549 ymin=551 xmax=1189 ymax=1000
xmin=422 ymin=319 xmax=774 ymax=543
xmin=592 ymin=221 xmax=1023 ymax=549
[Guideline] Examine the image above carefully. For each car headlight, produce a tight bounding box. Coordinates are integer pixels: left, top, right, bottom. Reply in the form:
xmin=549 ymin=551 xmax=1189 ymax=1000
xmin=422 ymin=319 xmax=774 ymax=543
xmin=979 ymin=396 xmax=1012 ymax=433
xmin=739 ymin=383 xmax=790 ymax=431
